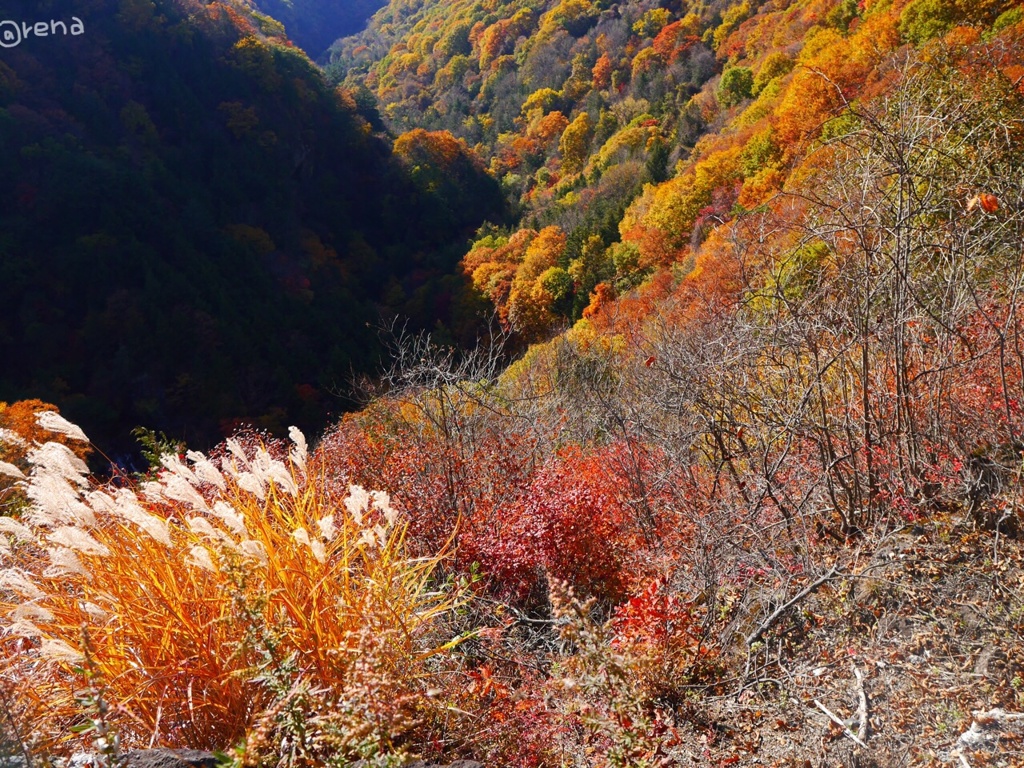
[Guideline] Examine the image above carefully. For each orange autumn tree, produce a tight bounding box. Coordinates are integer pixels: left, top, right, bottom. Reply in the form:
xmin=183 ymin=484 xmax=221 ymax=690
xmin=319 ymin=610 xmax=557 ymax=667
xmin=393 ymin=128 xmax=480 ymax=187
xmin=558 ymin=112 xmax=594 ymax=174
xmin=463 ymin=226 xmax=574 ymax=339
xmin=463 ymin=228 xmax=539 ymax=327
xmin=592 ymin=53 xmax=613 ymax=89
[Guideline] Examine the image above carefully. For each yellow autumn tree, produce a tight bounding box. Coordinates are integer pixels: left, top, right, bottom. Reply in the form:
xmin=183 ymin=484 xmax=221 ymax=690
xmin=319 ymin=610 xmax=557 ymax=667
xmin=463 ymin=229 xmax=539 ymax=327
xmin=507 ymin=226 xmax=568 ymax=339
xmin=620 ymin=146 xmax=743 ymax=267
xmin=559 ymin=112 xmax=594 ymax=173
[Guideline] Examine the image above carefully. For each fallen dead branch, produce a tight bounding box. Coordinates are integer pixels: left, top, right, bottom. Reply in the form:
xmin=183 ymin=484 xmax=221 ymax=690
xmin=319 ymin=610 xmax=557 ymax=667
xmin=745 ymin=566 xmax=839 ymax=647
xmin=813 ymin=698 xmax=868 ymax=749
xmin=853 ymin=664 xmax=868 ymax=743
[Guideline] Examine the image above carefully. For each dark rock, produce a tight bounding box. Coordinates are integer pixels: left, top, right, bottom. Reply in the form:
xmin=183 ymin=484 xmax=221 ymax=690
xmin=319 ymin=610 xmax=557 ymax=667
xmin=122 ymin=751 xmax=219 ymax=768
xmin=67 ymin=751 xmax=480 ymax=768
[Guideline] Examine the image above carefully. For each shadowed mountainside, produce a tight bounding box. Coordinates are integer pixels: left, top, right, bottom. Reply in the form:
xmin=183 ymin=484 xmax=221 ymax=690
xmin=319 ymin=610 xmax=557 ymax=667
xmin=0 ymin=0 xmax=504 ymax=454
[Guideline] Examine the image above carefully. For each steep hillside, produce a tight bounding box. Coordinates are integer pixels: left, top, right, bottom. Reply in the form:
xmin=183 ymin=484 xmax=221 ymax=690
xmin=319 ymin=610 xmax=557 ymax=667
xmin=0 ymin=0 xmax=504 ymax=453
xmin=328 ymin=0 xmax=721 ymax=331
xmin=330 ymin=0 xmax=1023 ymax=338
xmin=4 ymin=1 xmax=1024 ymax=766
xmin=315 ymin=0 xmax=1024 ymax=764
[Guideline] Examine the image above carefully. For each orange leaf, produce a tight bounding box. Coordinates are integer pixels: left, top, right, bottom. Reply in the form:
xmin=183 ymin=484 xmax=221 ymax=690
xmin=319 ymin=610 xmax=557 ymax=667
xmin=967 ymin=193 xmax=999 ymax=213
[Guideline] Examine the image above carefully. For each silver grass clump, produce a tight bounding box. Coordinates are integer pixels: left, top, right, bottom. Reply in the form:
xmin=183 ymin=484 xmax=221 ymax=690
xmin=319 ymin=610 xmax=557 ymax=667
xmin=11 ymin=603 xmax=54 ymax=623
xmin=186 ymin=450 xmax=227 ymax=490
xmin=211 ymin=500 xmax=247 ymax=537
xmin=234 ymin=471 xmax=266 ymax=501
xmin=159 ymin=453 xmax=198 ymax=485
xmin=24 ymin=474 xmax=96 ymax=529
xmin=79 ymin=601 xmax=109 ymax=622
xmin=186 ymin=545 xmax=217 ymax=573
xmin=1 ymin=422 xmax=312 ymax=559
xmin=288 ymin=426 xmax=307 ymax=475
xmin=225 ymin=437 xmax=251 ymax=469
xmin=0 ymin=418 xmax=408 ymax=647
xmin=0 ymin=518 xmax=33 ymax=543
xmin=87 ymin=489 xmax=172 ymax=548
xmin=23 ymin=442 xmax=94 ymax=530
xmin=162 ymin=474 xmax=213 ymax=514
xmin=0 ymin=428 xmax=28 ymax=448
xmin=47 ymin=526 xmax=109 ymax=557
xmin=38 ymin=637 xmax=84 ymax=664
xmin=291 ymin=527 xmax=326 ymax=563
xmin=0 ymin=569 xmax=45 ymax=601
xmin=254 ymin=446 xmax=298 ymax=496
xmin=34 ymin=411 xmax=89 ymax=443
xmin=43 ymin=547 xmax=88 ymax=579
xmin=238 ymin=539 xmax=269 ymax=565
xmin=0 ymin=460 xmax=25 ymax=480
xmin=7 ymin=618 xmax=42 ymax=638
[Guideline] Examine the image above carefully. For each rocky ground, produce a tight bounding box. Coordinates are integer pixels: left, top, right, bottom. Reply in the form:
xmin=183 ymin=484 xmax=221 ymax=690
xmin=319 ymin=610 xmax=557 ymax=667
xmin=676 ymin=516 xmax=1024 ymax=767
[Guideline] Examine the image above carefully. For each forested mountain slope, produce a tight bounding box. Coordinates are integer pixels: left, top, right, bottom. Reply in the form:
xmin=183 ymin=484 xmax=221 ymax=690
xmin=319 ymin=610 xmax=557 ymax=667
xmin=328 ymin=0 xmax=720 ymax=328
xmin=330 ymin=0 xmax=1023 ymax=338
xmin=0 ymin=0 xmax=504 ymax=453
